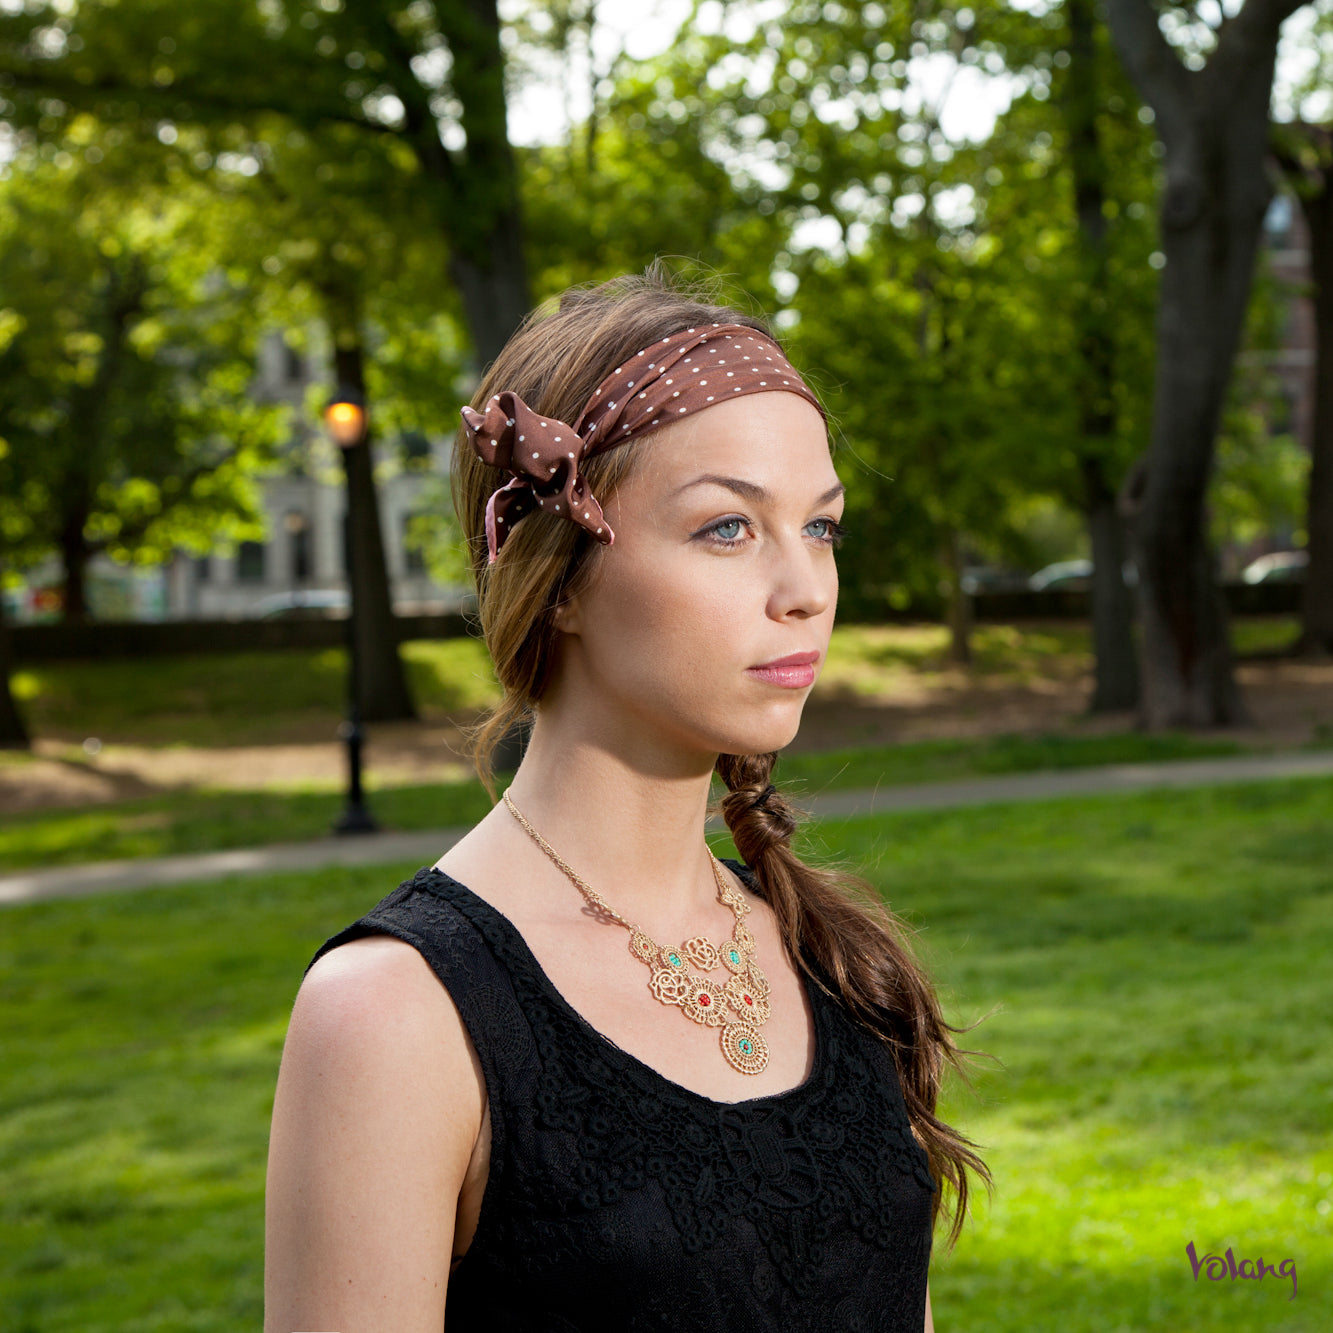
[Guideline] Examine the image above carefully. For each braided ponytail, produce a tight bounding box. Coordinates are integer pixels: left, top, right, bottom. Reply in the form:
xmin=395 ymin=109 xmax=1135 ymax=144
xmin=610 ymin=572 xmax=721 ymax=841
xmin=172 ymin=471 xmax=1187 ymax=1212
xmin=714 ymin=750 xmax=989 ymax=1247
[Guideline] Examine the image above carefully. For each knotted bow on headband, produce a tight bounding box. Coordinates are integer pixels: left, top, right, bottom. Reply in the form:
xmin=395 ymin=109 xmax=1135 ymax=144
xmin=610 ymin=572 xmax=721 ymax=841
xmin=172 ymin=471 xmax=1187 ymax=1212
xmin=461 ymin=323 xmax=824 ymax=563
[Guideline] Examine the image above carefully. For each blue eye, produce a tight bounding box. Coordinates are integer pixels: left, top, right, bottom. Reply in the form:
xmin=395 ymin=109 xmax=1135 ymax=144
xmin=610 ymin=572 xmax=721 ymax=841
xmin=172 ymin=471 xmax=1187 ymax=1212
xmin=809 ymin=518 xmax=848 ymax=548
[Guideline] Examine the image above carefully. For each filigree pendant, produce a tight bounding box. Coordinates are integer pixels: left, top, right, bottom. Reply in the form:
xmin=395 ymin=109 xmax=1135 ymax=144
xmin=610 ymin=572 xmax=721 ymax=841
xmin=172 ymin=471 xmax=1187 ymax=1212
xmin=502 ymin=788 xmax=774 ymax=1076
xmin=720 ymin=1021 xmax=769 ymax=1074
xmin=631 ymin=883 xmax=771 ymax=1073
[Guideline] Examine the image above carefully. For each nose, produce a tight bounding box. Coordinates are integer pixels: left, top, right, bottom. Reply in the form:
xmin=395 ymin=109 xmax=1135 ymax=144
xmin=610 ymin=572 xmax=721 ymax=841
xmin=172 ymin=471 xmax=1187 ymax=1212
xmin=765 ymin=530 xmax=837 ymax=622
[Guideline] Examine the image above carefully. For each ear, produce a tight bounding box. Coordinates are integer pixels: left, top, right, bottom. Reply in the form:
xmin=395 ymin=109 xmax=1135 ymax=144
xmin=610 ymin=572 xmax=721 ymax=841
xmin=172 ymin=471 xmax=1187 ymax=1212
xmin=552 ymin=594 xmax=583 ymax=636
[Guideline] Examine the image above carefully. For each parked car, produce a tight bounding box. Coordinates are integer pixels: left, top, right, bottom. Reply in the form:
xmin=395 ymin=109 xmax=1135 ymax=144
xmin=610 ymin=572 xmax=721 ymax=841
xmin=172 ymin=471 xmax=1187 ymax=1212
xmin=254 ymin=590 xmax=350 ymax=619
xmin=1028 ymin=559 xmax=1093 ymax=592
xmin=1241 ymin=550 xmax=1308 ymax=585
xmin=1028 ymin=559 xmax=1138 ymax=591
xmin=960 ymin=566 xmax=1030 ymax=596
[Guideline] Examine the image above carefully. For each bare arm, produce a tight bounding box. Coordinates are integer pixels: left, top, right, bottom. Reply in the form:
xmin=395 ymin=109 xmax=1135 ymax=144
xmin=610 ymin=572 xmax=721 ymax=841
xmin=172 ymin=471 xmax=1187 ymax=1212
xmin=264 ymin=936 xmax=485 ymax=1333
xmin=925 ymin=1282 xmax=934 ymax=1333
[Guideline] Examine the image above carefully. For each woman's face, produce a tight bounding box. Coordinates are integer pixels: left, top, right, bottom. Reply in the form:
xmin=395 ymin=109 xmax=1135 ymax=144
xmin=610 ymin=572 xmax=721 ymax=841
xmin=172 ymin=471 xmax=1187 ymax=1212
xmin=550 ymin=390 xmax=842 ymax=766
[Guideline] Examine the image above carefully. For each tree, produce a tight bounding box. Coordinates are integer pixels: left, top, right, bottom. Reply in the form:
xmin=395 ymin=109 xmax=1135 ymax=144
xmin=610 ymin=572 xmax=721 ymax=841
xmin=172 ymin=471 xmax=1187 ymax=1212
xmin=0 ymin=391 xmax=39 ymax=749
xmin=1275 ymin=127 xmax=1333 ymax=653
xmin=0 ymin=138 xmax=286 ymax=622
xmin=325 ymin=306 xmax=419 ymax=723
xmin=0 ymin=609 xmax=26 ymax=749
xmin=964 ymin=3 xmax=1160 ymax=701
xmin=0 ymin=475 xmax=30 ymax=746
xmin=217 ymin=122 xmax=451 ymax=721
xmin=1103 ymin=0 xmax=1311 ymax=726
xmin=569 ymin=1 xmax=1160 ymax=692
xmin=1058 ymin=0 xmax=1144 ymax=710
xmin=0 ymin=610 xmax=26 ymax=749
xmin=0 ymin=0 xmax=529 ymax=363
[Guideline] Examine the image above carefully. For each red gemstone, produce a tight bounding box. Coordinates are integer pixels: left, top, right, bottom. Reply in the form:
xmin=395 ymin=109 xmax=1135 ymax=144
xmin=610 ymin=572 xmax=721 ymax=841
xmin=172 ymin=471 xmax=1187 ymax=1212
xmin=698 ymin=993 xmax=711 ymax=1006
xmin=744 ymin=994 xmax=753 ymax=1005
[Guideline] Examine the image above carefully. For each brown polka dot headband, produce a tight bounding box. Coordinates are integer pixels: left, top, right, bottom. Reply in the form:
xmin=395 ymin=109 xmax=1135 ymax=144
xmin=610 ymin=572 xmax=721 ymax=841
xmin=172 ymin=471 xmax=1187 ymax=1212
xmin=461 ymin=323 xmax=825 ymax=563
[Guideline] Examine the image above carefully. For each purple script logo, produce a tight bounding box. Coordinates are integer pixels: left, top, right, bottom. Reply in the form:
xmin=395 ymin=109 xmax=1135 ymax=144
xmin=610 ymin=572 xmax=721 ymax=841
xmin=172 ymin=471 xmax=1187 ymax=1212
xmin=1186 ymin=1242 xmax=1296 ymax=1301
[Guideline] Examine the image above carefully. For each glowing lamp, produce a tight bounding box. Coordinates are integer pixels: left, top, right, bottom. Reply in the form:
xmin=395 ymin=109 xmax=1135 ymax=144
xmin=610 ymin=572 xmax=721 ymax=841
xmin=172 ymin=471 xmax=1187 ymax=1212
xmin=324 ymin=391 xmax=366 ymax=448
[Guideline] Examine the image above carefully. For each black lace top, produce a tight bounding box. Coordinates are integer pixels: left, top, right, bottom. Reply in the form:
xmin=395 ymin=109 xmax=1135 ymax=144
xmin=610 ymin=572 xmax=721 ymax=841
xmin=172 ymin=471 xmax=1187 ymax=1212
xmin=306 ymin=860 xmax=935 ymax=1331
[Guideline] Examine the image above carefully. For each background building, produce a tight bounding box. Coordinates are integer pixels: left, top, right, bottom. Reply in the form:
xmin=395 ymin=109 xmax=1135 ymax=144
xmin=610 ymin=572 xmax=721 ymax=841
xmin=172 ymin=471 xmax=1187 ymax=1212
xmin=10 ymin=332 xmax=468 ymax=624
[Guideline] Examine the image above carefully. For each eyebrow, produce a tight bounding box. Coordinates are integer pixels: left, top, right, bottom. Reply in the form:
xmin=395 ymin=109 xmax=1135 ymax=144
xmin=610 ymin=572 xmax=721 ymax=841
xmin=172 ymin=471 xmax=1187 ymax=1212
xmin=672 ymin=474 xmax=846 ymax=505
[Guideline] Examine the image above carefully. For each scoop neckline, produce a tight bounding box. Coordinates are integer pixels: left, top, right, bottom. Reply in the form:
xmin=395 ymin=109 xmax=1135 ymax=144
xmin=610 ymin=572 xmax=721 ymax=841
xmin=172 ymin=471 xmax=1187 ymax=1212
xmin=418 ymin=862 xmax=827 ymax=1111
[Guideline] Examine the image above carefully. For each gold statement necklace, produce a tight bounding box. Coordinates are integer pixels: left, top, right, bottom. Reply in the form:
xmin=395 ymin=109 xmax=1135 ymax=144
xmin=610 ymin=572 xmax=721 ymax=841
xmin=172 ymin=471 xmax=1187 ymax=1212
xmin=502 ymin=788 xmax=772 ymax=1075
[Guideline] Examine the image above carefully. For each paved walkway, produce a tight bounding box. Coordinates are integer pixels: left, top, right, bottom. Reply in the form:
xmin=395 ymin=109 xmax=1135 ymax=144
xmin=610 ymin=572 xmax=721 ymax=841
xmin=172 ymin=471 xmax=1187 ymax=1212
xmin=4 ymin=749 xmax=1332 ymax=908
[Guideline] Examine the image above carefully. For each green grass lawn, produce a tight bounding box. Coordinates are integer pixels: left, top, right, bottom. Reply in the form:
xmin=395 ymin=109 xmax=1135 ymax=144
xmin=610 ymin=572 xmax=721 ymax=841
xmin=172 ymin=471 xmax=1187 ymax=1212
xmin=2 ymin=776 xmax=1329 ymax=1330
xmin=0 ymin=728 xmax=1278 ymax=873
xmin=8 ymin=637 xmax=502 ymax=747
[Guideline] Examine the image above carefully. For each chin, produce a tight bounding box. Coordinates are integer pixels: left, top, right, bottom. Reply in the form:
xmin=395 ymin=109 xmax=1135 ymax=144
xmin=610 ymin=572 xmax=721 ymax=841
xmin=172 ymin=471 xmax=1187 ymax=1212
xmin=710 ymin=711 xmax=806 ymax=759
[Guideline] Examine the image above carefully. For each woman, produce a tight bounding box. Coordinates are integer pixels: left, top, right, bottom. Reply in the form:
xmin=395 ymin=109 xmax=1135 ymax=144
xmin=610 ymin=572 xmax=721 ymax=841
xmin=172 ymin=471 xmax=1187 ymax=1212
xmin=264 ymin=268 xmax=986 ymax=1332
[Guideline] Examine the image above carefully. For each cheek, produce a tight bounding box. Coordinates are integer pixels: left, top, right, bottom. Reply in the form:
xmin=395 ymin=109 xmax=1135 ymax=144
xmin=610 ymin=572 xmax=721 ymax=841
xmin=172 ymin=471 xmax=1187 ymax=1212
xmin=587 ymin=549 xmax=736 ymax=673
xmin=589 ymin=549 xmax=725 ymax=653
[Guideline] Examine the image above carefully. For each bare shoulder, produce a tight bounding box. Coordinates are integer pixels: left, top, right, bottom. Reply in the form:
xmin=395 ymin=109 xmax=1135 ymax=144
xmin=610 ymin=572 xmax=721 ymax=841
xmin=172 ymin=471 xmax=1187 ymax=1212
xmin=264 ymin=935 xmax=484 ymax=1332
xmin=297 ymin=933 xmax=467 ymax=1036
xmin=287 ymin=936 xmax=483 ymax=1092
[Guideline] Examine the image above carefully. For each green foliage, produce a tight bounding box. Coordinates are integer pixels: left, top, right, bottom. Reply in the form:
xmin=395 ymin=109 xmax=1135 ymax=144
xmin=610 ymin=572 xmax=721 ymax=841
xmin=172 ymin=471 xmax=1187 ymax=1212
xmin=0 ymin=132 xmax=288 ymax=586
xmin=1211 ymin=258 xmax=1312 ymax=554
xmin=0 ymin=0 xmax=530 ymax=344
xmin=401 ymin=475 xmax=472 ymax=588
xmin=0 ymin=0 xmax=1300 ymax=627
xmin=525 ymin=0 xmax=1165 ymax=615
xmin=201 ymin=116 xmax=472 ymax=448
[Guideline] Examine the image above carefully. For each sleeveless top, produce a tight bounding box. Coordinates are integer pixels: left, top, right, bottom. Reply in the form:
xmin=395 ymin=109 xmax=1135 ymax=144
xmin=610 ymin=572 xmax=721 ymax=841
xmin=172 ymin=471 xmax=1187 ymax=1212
xmin=306 ymin=860 xmax=936 ymax=1331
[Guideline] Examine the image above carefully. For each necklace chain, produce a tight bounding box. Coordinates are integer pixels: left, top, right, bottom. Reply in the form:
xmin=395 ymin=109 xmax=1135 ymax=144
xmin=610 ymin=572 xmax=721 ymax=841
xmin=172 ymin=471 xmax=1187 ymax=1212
xmin=502 ymin=787 xmax=771 ymax=1074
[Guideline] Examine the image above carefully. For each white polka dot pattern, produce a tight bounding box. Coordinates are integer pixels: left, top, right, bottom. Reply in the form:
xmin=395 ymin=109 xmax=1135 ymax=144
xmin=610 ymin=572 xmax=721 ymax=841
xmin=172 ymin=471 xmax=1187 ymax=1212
xmin=460 ymin=324 xmax=824 ymax=564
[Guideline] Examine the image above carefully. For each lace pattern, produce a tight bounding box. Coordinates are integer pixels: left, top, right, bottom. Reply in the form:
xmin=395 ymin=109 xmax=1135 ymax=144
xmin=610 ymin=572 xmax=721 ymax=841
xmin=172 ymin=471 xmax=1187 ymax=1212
xmin=307 ymin=860 xmax=935 ymax=1331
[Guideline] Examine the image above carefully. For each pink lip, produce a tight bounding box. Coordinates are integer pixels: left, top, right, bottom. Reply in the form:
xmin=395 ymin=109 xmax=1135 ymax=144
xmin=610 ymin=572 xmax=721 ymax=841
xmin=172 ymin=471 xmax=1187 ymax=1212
xmin=746 ymin=650 xmax=820 ymax=689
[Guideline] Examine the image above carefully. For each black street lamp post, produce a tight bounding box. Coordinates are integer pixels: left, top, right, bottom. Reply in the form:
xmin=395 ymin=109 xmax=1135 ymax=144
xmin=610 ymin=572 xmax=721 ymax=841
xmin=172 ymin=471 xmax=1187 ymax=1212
xmin=326 ymin=387 xmax=379 ymax=835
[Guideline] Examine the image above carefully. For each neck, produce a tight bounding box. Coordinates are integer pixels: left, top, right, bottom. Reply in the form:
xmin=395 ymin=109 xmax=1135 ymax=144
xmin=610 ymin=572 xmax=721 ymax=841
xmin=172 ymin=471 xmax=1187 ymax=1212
xmin=502 ymin=712 xmax=728 ymax=935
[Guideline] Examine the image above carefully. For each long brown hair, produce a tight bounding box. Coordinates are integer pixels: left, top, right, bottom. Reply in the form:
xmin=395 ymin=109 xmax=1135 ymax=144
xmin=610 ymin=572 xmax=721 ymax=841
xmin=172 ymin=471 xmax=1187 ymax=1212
xmin=452 ymin=262 xmax=989 ymax=1244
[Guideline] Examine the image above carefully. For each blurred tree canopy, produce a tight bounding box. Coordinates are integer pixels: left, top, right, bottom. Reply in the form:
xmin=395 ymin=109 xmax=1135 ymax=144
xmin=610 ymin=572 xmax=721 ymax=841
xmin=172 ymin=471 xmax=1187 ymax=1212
xmin=1271 ymin=0 xmax=1333 ymax=653
xmin=0 ymin=0 xmax=528 ymax=361
xmin=0 ymin=0 xmax=1322 ymax=731
xmin=1103 ymin=0 xmax=1310 ymax=726
xmin=0 ymin=132 xmax=287 ymax=622
xmin=556 ymin=0 xmax=1160 ymax=686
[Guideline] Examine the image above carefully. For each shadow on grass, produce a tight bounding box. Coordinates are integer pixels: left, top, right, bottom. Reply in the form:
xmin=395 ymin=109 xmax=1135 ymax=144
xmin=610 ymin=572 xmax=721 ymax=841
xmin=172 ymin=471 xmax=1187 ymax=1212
xmin=3 ymin=780 xmax=1331 ymax=1331
xmin=0 ymin=781 xmax=497 ymax=872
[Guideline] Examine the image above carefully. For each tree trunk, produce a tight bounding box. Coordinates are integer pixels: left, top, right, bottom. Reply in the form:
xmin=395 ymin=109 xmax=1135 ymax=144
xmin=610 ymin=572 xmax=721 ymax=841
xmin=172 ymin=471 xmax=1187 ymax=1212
xmin=59 ymin=497 xmax=92 ymax=625
xmin=1286 ymin=130 xmax=1333 ymax=655
xmin=1131 ymin=184 xmax=1255 ymax=727
xmin=941 ymin=529 xmax=973 ymax=666
xmin=448 ymin=230 xmax=533 ymax=369
xmin=56 ymin=261 xmax=144 ymax=625
xmin=1104 ymin=0 xmax=1302 ymax=727
xmin=0 ymin=572 xmax=31 ymax=749
xmin=1084 ymin=457 xmax=1141 ymax=709
xmin=1065 ymin=0 xmax=1141 ymax=712
xmin=331 ymin=333 xmax=417 ymax=723
xmin=429 ymin=0 xmax=532 ymax=365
